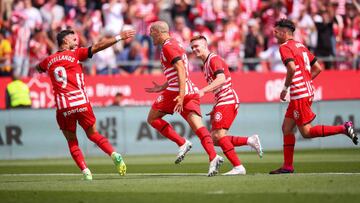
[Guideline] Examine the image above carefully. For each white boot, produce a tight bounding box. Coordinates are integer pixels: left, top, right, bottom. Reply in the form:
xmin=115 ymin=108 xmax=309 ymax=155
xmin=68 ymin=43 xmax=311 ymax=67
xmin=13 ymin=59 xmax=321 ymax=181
xmin=223 ymin=165 xmax=246 ymax=176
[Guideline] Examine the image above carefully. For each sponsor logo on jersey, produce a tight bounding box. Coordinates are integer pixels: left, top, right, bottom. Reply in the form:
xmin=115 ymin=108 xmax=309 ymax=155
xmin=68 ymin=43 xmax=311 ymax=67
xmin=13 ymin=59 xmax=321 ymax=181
xmin=63 ymin=106 xmax=88 ymax=117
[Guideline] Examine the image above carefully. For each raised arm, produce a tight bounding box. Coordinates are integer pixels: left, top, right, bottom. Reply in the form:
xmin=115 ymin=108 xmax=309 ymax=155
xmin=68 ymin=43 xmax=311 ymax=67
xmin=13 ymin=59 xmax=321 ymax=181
xmin=91 ymin=29 xmax=136 ymax=54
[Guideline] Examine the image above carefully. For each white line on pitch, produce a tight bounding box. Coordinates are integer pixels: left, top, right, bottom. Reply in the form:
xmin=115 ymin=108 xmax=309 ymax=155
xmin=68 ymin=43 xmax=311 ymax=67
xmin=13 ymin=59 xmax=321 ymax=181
xmin=1 ymin=172 xmax=360 ymax=177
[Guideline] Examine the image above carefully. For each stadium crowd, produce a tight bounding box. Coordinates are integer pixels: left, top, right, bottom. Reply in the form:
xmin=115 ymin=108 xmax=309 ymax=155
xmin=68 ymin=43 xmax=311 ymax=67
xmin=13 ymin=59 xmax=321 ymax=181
xmin=0 ymin=0 xmax=359 ymax=77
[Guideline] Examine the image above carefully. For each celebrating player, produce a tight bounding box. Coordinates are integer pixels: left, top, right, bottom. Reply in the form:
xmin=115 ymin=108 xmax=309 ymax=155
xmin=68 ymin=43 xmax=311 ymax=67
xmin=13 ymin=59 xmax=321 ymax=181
xmin=146 ymin=21 xmax=224 ymax=177
xmin=269 ymin=19 xmax=358 ymax=174
xmin=36 ymin=29 xmax=135 ymax=180
xmin=190 ymin=35 xmax=263 ymax=175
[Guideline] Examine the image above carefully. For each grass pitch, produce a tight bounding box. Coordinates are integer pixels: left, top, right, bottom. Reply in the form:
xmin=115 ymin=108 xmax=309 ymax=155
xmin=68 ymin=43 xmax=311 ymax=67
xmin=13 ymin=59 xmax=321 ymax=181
xmin=0 ymin=148 xmax=359 ymax=203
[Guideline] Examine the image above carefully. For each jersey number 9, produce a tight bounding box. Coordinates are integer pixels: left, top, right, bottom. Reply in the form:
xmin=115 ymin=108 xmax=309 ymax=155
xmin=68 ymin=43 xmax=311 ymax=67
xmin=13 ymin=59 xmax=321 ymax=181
xmin=54 ymin=66 xmax=68 ymax=88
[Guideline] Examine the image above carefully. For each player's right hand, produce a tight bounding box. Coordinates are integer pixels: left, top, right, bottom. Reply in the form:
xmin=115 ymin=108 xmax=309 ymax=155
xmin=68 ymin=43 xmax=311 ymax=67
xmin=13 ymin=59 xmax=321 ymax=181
xmin=145 ymin=81 xmax=164 ymax=93
xmin=120 ymin=29 xmax=136 ymax=40
xmin=173 ymin=95 xmax=184 ymax=113
xmin=280 ymin=90 xmax=287 ymax=101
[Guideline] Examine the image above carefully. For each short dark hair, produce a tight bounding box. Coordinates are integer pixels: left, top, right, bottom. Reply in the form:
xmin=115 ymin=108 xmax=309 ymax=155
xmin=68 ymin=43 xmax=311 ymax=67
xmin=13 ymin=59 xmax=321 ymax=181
xmin=190 ymin=35 xmax=207 ymax=43
xmin=56 ymin=29 xmax=75 ymax=47
xmin=274 ymin=18 xmax=296 ymax=32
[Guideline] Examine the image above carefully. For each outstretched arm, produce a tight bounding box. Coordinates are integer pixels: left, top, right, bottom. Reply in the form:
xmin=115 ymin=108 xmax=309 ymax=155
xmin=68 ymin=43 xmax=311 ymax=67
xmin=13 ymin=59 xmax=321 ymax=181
xmin=145 ymin=81 xmax=168 ymax=93
xmin=91 ymin=29 xmax=136 ymax=54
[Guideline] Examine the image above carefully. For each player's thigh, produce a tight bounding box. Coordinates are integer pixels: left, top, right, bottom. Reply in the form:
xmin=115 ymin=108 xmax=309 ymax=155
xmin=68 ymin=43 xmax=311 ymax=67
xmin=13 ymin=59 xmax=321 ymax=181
xmin=56 ymin=110 xmax=77 ymax=133
xmin=151 ymin=90 xmax=177 ymax=116
xmin=147 ymin=108 xmax=167 ymax=123
xmin=181 ymin=94 xmax=202 ymax=129
xmin=185 ymin=112 xmax=204 ymax=132
xmin=210 ymin=104 xmax=237 ymax=131
xmin=62 ymin=130 xmax=77 ymax=141
xmin=77 ymin=105 xmax=96 ymax=133
xmin=285 ymin=98 xmax=316 ymax=128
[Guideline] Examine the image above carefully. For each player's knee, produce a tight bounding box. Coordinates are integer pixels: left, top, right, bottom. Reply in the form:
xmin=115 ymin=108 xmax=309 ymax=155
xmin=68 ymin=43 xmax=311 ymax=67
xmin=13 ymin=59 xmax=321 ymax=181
xmin=300 ymin=130 xmax=311 ymax=138
xmin=212 ymin=139 xmax=219 ymax=146
xmin=211 ymin=132 xmax=223 ymax=143
xmin=147 ymin=116 xmax=153 ymax=125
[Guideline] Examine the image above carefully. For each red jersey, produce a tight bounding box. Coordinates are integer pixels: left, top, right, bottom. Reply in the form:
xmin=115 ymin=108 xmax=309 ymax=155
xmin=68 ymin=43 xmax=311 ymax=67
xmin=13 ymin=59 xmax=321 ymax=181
xmin=203 ymin=53 xmax=239 ymax=107
xmin=160 ymin=38 xmax=198 ymax=94
xmin=279 ymin=39 xmax=317 ymax=100
xmin=39 ymin=47 xmax=92 ymax=110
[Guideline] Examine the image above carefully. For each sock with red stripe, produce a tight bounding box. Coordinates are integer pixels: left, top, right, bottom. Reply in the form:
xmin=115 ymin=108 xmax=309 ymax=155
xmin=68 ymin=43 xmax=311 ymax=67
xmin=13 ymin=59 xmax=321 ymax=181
xmin=227 ymin=135 xmax=248 ymax=146
xmin=195 ymin=127 xmax=217 ymax=161
xmin=67 ymin=139 xmax=87 ymax=170
xmin=309 ymin=125 xmax=345 ymax=138
xmin=88 ymin=132 xmax=114 ymax=156
xmin=150 ymin=118 xmax=185 ymax=146
xmin=218 ymin=136 xmax=241 ymax=167
xmin=283 ymin=134 xmax=295 ymax=170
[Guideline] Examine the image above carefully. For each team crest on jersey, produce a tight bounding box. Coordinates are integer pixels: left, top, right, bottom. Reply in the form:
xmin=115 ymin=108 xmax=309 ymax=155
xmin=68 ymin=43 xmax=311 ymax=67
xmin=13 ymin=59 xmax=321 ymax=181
xmin=214 ymin=112 xmax=223 ymax=122
xmin=293 ymin=110 xmax=300 ymax=120
xmin=156 ymin=95 xmax=164 ymax=103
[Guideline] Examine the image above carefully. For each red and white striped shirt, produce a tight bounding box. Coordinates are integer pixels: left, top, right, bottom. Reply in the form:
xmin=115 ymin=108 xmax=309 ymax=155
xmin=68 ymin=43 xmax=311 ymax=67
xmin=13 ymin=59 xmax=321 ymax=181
xmin=39 ymin=47 xmax=92 ymax=110
xmin=279 ymin=39 xmax=317 ymax=100
xmin=160 ymin=38 xmax=198 ymax=94
xmin=12 ymin=24 xmax=31 ymax=58
xmin=203 ymin=53 xmax=239 ymax=106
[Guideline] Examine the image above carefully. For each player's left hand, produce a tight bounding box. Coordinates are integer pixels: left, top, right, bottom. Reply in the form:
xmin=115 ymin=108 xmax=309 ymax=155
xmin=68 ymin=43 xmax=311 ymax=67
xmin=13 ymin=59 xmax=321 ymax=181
xmin=173 ymin=95 xmax=184 ymax=113
xmin=280 ymin=90 xmax=287 ymax=101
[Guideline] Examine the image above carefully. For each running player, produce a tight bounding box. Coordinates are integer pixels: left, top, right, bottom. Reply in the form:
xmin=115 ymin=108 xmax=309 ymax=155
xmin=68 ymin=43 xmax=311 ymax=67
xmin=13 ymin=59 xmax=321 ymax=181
xmin=36 ymin=29 xmax=135 ymax=180
xmin=190 ymin=35 xmax=263 ymax=175
xmin=269 ymin=19 xmax=358 ymax=174
xmin=146 ymin=21 xmax=224 ymax=177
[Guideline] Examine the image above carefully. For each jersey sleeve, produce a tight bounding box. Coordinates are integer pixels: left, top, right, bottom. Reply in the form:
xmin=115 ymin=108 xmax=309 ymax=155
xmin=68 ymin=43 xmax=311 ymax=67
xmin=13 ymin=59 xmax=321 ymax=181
xmin=279 ymin=45 xmax=294 ymax=66
xmin=75 ymin=47 xmax=93 ymax=61
xmin=210 ymin=56 xmax=225 ymax=76
xmin=163 ymin=43 xmax=183 ymax=65
xmin=38 ymin=57 xmax=48 ymax=72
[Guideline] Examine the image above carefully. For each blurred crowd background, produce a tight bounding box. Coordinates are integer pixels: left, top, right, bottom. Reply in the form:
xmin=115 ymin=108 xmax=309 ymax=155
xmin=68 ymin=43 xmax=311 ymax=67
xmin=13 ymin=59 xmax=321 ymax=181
xmin=0 ymin=0 xmax=359 ymax=77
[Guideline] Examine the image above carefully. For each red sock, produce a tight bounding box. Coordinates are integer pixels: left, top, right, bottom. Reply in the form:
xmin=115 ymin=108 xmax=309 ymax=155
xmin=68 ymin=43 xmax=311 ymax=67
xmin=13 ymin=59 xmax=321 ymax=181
xmin=218 ymin=136 xmax=241 ymax=167
xmin=67 ymin=139 xmax=87 ymax=170
xmin=283 ymin=134 xmax=295 ymax=170
xmin=309 ymin=125 xmax=345 ymax=138
xmin=227 ymin=136 xmax=248 ymax=146
xmin=150 ymin=118 xmax=185 ymax=146
xmin=88 ymin=132 xmax=114 ymax=156
xmin=195 ymin=127 xmax=217 ymax=161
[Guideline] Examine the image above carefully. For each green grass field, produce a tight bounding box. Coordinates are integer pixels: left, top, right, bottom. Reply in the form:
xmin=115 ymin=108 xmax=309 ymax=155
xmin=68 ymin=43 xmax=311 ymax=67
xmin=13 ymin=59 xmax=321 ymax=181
xmin=0 ymin=148 xmax=359 ymax=203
